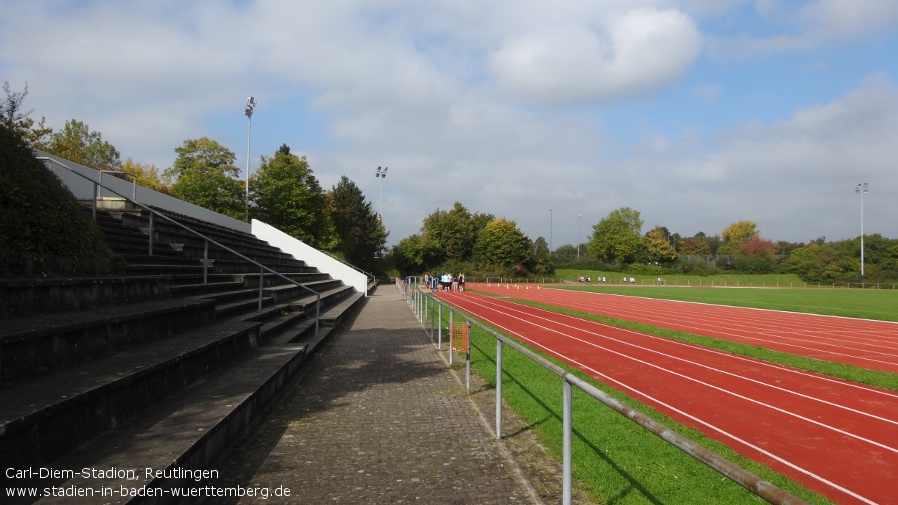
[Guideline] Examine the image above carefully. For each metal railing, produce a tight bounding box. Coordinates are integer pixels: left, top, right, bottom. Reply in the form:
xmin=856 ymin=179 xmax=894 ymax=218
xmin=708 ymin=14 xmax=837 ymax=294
xmin=39 ymin=156 xmax=321 ymax=339
xmin=399 ymin=278 xmax=808 ymax=505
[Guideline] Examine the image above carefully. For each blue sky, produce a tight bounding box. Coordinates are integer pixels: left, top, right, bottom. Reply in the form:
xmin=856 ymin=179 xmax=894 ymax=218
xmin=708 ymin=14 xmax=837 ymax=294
xmin=2 ymin=0 xmax=897 ymax=248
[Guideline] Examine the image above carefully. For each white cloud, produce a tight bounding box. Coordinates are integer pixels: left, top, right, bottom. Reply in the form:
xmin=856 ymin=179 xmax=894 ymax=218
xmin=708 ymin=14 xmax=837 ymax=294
xmin=488 ymin=8 xmax=702 ymax=103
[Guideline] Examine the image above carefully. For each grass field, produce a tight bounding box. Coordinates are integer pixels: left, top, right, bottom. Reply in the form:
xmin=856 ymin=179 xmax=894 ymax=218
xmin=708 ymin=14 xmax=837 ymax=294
xmin=554 ymin=269 xmax=898 ymax=322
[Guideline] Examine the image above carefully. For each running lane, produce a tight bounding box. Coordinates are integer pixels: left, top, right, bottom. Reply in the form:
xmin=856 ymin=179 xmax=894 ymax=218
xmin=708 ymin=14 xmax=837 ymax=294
xmin=469 ymin=284 xmax=898 ymax=374
xmin=437 ymin=290 xmax=898 ymax=505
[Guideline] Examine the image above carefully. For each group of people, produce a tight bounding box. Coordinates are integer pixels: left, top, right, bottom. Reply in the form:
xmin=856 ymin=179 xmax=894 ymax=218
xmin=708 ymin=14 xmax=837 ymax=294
xmin=424 ymin=272 xmax=465 ymax=292
xmin=577 ymin=275 xmax=608 ymax=285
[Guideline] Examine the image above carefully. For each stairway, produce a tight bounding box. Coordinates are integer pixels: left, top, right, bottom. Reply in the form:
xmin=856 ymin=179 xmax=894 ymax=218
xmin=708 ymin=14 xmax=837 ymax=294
xmin=0 ymin=205 xmax=370 ymax=504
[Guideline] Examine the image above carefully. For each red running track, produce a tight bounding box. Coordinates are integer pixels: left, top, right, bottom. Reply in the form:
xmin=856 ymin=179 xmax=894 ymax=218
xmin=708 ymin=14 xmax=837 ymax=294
xmin=470 ymin=284 xmax=898 ymax=374
xmin=436 ymin=289 xmax=898 ymax=505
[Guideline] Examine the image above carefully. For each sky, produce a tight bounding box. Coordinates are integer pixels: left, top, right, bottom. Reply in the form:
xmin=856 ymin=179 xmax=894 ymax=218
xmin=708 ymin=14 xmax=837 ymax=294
xmin=2 ymin=1 xmax=897 ymax=249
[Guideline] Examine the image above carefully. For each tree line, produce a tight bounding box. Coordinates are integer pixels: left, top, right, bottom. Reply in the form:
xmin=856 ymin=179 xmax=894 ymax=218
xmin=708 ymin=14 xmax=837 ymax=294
xmin=2 ymin=83 xmax=388 ymax=274
xmin=393 ymin=202 xmax=898 ymax=285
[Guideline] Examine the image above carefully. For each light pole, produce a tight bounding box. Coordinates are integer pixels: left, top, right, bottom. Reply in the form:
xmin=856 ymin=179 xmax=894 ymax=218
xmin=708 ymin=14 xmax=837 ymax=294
xmin=856 ymin=182 xmax=868 ymax=276
xmin=244 ymin=96 xmax=256 ymax=222
xmin=376 ymin=166 xmax=388 ymax=221
xmin=549 ymin=209 xmax=553 ymax=255
xmin=577 ymin=214 xmax=581 ymax=262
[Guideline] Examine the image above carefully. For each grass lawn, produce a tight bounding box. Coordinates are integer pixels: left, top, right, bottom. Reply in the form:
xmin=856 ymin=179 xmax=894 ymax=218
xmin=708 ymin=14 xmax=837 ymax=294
xmin=554 ymin=269 xmax=898 ymax=322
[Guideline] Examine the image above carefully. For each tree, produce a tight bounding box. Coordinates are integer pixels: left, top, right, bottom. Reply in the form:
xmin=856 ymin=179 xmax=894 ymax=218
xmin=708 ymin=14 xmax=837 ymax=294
xmin=0 ymin=118 xmax=115 ymax=276
xmin=2 ymin=82 xmax=53 ymax=147
xmin=587 ymin=207 xmax=644 ymax=263
xmin=120 ymin=158 xmax=172 ymax=195
xmin=420 ymin=202 xmax=494 ymax=265
xmin=328 ymin=175 xmax=387 ymax=268
xmin=392 ymin=233 xmax=442 ymax=274
xmin=733 ymin=236 xmax=778 ymax=273
xmin=718 ymin=220 xmax=760 ymax=255
xmin=473 ymin=218 xmax=531 ymax=268
xmin=680 ymin=236 xmax=711 ymax=255
xmin=531 ymin=236 xmax=553 ymax=275
xmin=40 ymin=119 xmax=121 ymax=171
xmin=644 ymin=226 xmax=678 ymax=263
xmin=251 ymin=144 xmax=337 ymax=249
xmin=166 ymin=137 xmax=244 ymax=220
xmin=553 ymin=244 xmax=577 ymax=263
xmin=782 ymin=243 xmax=854 ymax=283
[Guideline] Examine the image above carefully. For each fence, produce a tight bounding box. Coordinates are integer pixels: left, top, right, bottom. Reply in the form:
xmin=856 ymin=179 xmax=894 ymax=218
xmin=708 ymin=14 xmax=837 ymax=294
xmin=398 ymin=278 xmax=808 ymax=505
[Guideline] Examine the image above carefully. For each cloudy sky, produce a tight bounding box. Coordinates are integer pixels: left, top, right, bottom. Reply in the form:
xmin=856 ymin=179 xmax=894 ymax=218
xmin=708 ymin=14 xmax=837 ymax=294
xmin=3 ymin=1 xmax=897 ymax=248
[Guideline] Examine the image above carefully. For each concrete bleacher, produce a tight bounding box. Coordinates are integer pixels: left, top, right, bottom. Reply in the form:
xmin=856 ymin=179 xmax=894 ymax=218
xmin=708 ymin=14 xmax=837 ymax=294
xmin=0 ymin=199 xmax=370 ymax=504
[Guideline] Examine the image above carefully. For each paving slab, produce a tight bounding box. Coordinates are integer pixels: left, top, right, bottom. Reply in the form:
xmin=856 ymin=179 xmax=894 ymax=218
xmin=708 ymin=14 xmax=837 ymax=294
xmin=201 ymin=286 xmax=590 ymax=505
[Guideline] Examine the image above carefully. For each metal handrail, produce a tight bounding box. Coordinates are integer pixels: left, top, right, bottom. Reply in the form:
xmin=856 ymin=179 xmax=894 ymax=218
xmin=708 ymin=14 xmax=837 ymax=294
xmin=39 ymin=156 xmax=321 ymax=339
xmin=417 ymin=283 xmax=808 ymax=505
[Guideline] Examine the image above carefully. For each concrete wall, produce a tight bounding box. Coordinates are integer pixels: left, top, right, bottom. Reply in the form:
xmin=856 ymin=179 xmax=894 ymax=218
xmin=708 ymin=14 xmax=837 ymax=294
xmin=252 ymin=220 xmax=369 ymax=295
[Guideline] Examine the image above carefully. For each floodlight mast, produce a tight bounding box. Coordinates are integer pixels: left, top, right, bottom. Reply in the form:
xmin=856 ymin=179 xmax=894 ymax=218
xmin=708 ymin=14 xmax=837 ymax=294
xmin=856 ymin=182 xmax=868 ymax=276
xmin=375 ymin=166 xmax=388 ymax=222
xmin=578 ymin=214 xmax=582 ymax=262
xmin=244 ymin=96 xmax=256 ymax=222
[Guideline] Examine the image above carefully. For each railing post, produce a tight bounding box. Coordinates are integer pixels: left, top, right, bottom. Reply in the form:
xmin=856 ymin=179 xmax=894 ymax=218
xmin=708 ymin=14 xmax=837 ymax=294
xmin=563 ymin=379 xmax=573 ymax=505
xmin=429 ymin=293 xmax=435 ymax=340
xmin=465 ymin=320 xmax=471 ymax=392
xmin=258 ymin=264 xmax=264 ymax=311
xmin=496 ymin=338 xmax=503 ymax=439
xmin=438 ymin=301 xmax=442 ymax=350
xmin=448 ymin=309 xmax=454 ymax=366
xmin=203 ymin=239 xmax=209 ymax=284
xmin=148 ymin=212 xmax=154 ymax=256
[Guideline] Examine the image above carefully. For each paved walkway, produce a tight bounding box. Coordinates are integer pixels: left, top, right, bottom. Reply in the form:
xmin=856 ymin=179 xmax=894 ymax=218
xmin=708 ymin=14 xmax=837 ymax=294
xmin=203 ymin=286 xmax=577 ymax=504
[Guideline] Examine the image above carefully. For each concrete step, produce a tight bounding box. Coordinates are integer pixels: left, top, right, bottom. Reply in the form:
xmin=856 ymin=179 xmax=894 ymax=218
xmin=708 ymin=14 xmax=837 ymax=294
xmin=0 ymin=299 xmax=217 ymax=383
xmin=0 ymin=319 xmax=262 ymax=471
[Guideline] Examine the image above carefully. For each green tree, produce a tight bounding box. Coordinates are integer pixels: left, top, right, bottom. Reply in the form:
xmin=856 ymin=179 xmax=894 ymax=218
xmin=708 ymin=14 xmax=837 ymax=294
xmin=40 ymin=119 xmax=121 ymax=171
xmin=531 ymin=236 xmax=553 ymax=275
xmin=473 ymin=218 xmax=531 ymax=268
xmin=644 ymin=225 xmax=677 ymax=263
xmin=1 ymin=119 xmax=115 ymax=276
xmin=329 ymin=175 xmax=387 ymax=268
xmin=422 ymin=204 xmax=470 ymax=263
xmin=553 ymin=244 xmax=577 ymax=263
xmin=2 ymin=81 xmax=52 ymax=146
xmin=392 ymin=233 xmax=442 ymax=275
xmin=166 ymin=137 xmax=244 ymax=219
xmin=782 ymin=242 xmax=854 ymax=283
xmin=251 ymin=144 xmax=336 ymax=249
xmin=587 ymin=207 xmax=644 ymax=263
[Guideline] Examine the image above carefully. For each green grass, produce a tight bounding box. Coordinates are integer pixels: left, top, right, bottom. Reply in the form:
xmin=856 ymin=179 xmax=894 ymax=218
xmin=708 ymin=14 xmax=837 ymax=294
xmin=431 ymin=305 xmax=836 ymax=505
xmin=555 ymin=268 xmax=898 ymax=291
xmin=552 ymin=281 xmax=898 ymax=322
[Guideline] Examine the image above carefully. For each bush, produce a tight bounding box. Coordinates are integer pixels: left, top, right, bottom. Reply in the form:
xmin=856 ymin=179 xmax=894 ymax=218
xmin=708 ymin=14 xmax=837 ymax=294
xmin=0 ymin=123 xmax=120 ymax=277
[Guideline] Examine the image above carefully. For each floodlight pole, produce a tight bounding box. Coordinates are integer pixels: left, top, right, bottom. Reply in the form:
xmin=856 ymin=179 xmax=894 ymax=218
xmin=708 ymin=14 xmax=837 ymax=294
xmin=244 ymin=96 xmax=256 ymax=222
xmin=577 ymin=214 xmax=581 ymax=262
xmin=856 ymin=182 xmax=868 ymax=276
xmin=376 ymin=166 xmax=388 ymax=222
xmin=549 ymin=209 xmax=553 ymax=254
